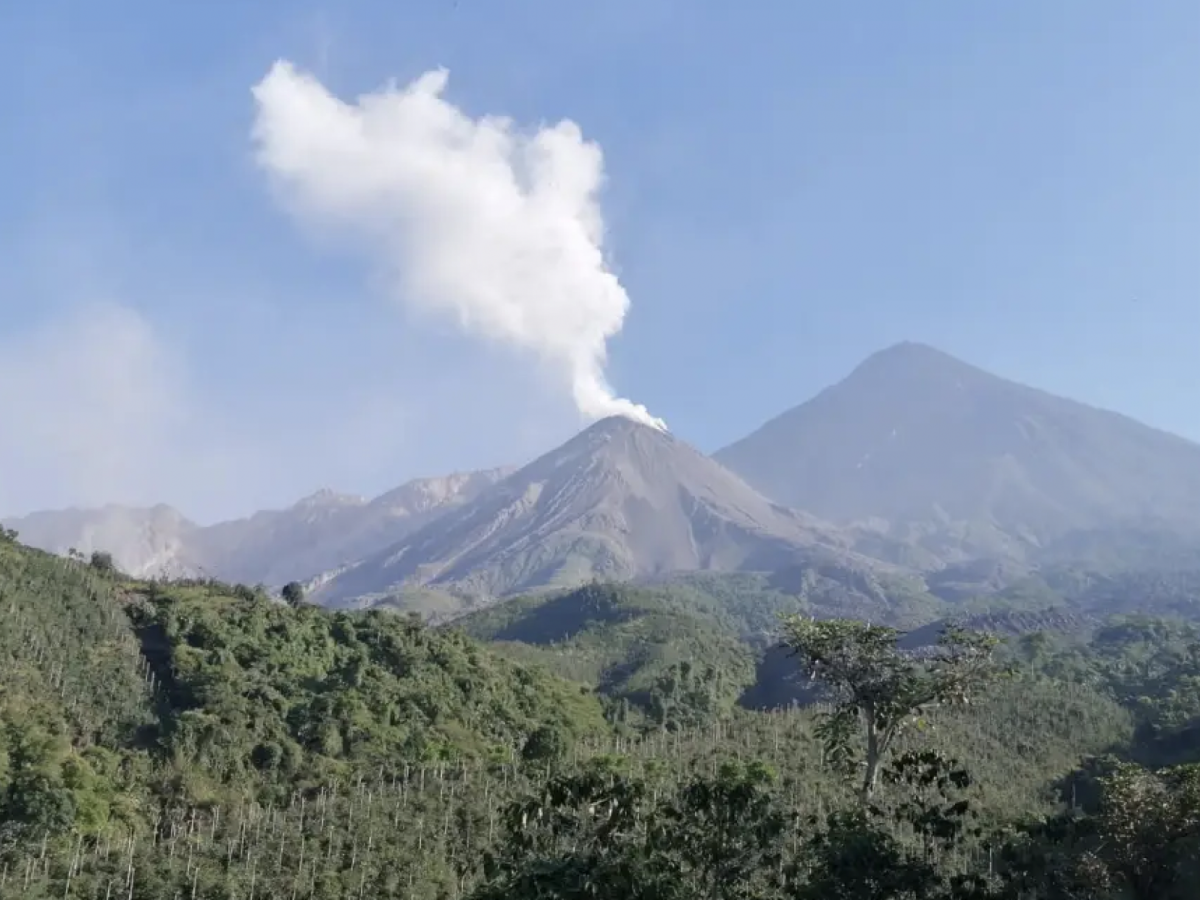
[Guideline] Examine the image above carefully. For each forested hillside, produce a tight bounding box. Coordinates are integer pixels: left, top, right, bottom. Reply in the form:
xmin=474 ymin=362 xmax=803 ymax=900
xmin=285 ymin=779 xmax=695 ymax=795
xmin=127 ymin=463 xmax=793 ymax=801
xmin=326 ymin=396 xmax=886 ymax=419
xmin=2 ymin=531 xmax=1199 ymax=897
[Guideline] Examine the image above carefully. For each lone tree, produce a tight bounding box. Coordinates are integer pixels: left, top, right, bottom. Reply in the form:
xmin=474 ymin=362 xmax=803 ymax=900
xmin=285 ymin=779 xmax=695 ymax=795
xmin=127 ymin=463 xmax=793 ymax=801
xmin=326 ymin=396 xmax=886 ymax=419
xmin=89 ymin=550 xmax=117 ymax=574
xmin=780 ymin=617 xmax=1003 ymax=804
xmin=281 ymin=581 xmax=306 ymax=608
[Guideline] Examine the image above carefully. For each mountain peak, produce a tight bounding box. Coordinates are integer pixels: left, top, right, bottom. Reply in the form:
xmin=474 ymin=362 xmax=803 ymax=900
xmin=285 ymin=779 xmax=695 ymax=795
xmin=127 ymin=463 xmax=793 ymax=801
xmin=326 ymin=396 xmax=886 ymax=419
xmin=581 ymin=413 xmax=672 ymax=441
xmin=715 ymin=342 xmax=1200 ymax=552
xmin=583 ymin=413 xmax=670 ymax=438
xmin=845 ymin=341 xmax=989 ymax=387
xmin=294 ymin=489 xmax=366 ymax=509
xmin=530 ymin=413 xmax=684 ymax=480
xmin=870 ymin=339 xmax=946 ymax=356
xmin=371 ymin=469 xmax=515 ymax=511
xmin=310 ymin=411 xmax=850 ymax=604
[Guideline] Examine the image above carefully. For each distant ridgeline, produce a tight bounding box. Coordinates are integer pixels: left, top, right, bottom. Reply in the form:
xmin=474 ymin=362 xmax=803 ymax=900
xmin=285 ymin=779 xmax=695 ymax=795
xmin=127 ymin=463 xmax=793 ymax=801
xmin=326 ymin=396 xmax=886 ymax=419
xmin=2 ymin=531 xmax=1199 ymax=898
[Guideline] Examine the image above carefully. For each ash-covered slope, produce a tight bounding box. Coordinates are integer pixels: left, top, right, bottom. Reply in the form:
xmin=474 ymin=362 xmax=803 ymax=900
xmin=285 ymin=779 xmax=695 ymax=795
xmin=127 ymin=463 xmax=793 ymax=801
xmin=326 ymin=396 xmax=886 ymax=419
xmin=310 ymin=416 xmax=864 ymax=606
xmin=4 ymin=469 xmax=513 ymax=585
xmin=1 ymin=504 xmax=204 ymax=578
xmin=716 ymin=342 xmax=1200 ymax=561
xmin=193 ymin=468 xmax=513 ymax=585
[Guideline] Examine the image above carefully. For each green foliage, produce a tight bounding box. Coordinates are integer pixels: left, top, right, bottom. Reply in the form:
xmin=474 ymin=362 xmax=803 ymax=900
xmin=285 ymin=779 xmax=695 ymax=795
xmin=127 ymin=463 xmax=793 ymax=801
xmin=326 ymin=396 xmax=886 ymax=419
xmin=795 ymin=751 xmax=991 ymax=900
xmin=88 ymin=550 xmax=117 ymax=575
xmin=128 ymin=580 xmax=609 ymax=792
xmin=661 ymin=568 xmax=947 ymax=634
xmin=472 ymin=752 xmax=994 ymax=899
xmin=0 ymin=538 xmax=608 ymax=875
xmin=1016 ymin=616 xmax=1200 ymax=766
xmin=997 ymin=762 xmax=1200 ymax=899
xmin=0 ymin=540 xmax=156 ymax=866
xmin=650 ymin=760 xmax=792 ymax=899
xmin=457 ymin=582 xmax=757 ymax=729
xmin=2 ymin=535 xmax=1200 ymax=896
xmin=522 ymin=724 xmax=571 ymax=765
xmin=281 ymin=580 xmax=306 ymax=608
xmin=780 ymin=617 xmax=1005 ymax=801
xmin=473 ymin=759 xmax=795 ymax=900
xmin=0 ymin=540 xmax=154 ymax=747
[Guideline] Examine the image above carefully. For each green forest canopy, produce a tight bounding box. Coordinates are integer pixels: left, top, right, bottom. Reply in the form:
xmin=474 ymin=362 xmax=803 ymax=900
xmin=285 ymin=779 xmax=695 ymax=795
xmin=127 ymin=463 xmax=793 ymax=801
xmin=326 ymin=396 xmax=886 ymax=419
xmin=1 ymin=532 xmax=1199 ymax=898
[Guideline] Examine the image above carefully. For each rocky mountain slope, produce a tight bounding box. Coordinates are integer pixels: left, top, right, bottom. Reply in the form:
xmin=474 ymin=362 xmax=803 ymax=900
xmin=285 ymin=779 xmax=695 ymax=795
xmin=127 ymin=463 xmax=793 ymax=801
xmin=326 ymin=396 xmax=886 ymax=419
xmin=3 ymin=468 xmax=512 ymax=584
xmin=308 ymin=416 xmax=879 ymax=607
xmin=715 ymin=341 xmax=1200 ymax=562
xmin=192 ymin=468 xmax=513 ymax=585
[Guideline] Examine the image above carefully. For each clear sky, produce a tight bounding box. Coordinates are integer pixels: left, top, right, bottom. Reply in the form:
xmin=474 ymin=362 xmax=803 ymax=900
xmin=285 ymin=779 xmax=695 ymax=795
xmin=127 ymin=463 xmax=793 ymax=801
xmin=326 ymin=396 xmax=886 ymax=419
xmin=2 ymin=1 xmax=1197 ymax=522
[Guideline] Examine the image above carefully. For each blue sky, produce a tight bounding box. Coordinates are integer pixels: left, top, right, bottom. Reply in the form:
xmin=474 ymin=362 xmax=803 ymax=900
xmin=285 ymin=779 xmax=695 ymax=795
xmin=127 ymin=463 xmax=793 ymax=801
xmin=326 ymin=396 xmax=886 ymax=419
xmin=2 ymin=1 xmax=1198 ymax=522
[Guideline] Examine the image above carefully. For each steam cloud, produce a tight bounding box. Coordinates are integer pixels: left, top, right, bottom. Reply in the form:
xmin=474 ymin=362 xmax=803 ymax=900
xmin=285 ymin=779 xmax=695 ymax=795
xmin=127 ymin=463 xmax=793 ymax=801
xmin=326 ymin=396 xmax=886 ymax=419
xmin=0 ymin=304 xmax=185 ymax=513
xmin=250 ymin=61 xmax=665 ymax=430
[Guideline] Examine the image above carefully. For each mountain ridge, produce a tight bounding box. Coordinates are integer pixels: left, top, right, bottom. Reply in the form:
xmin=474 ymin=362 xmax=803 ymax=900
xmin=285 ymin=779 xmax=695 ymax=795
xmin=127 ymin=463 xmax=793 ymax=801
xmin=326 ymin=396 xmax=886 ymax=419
xmin=308 ymin=415 xmax=879 ymax=608
xmin=11 ymin=341 xmax=1200 ymax=607
xmin=2 ymin=467 xmax=514 ymax=584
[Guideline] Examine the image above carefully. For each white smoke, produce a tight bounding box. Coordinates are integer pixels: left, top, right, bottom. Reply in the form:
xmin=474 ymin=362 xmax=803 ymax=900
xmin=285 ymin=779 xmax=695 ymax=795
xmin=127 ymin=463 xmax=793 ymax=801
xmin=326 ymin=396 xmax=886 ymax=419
xmin=0 ymin=303 xmax=187 ymax=513
xmin=250 ymin=61 xmax=665 ymax=430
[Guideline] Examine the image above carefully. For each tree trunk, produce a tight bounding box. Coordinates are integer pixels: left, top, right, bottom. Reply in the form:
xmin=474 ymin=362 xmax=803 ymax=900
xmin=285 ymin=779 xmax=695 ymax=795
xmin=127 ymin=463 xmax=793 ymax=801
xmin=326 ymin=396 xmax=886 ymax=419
xmin=859 ymin=711 xmax=881 ymax=805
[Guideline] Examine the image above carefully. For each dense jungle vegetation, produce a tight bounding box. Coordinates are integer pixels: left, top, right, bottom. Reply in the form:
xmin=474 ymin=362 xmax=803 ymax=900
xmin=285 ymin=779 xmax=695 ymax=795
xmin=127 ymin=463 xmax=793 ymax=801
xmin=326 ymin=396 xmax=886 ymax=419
xmin=1 ymin=529 xmax=1199 ymax=898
